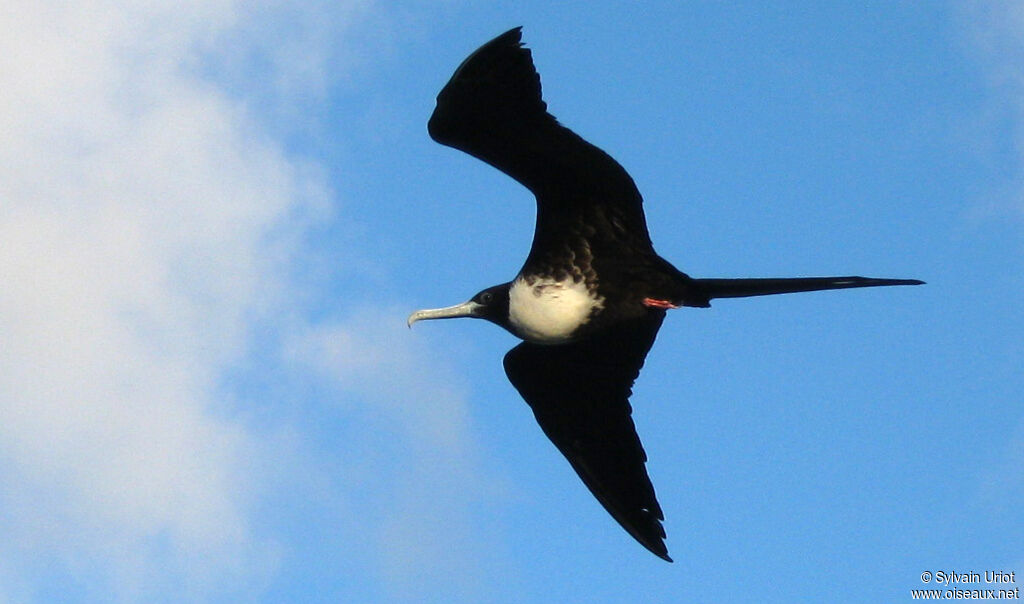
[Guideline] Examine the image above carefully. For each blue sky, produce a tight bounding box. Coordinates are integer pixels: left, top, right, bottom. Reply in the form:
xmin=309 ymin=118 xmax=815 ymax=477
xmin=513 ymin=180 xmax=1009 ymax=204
xmin=1 ymin=2 xmax=1021 ymax=602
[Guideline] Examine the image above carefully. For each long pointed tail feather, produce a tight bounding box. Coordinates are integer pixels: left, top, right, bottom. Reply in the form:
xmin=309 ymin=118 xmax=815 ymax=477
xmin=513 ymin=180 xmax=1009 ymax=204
xmin=694 ymin=276 xmax=924 ymax=300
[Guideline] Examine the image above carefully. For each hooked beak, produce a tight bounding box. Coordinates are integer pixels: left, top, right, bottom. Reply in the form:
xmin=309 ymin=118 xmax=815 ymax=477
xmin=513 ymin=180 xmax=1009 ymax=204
xmin=407 ymin=300 xmax=483 ymax=327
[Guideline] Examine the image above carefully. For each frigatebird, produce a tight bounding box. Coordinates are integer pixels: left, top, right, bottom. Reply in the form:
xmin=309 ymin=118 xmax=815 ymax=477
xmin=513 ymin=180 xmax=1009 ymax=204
xmin=408 ymin=27 xmax=922 ymax=562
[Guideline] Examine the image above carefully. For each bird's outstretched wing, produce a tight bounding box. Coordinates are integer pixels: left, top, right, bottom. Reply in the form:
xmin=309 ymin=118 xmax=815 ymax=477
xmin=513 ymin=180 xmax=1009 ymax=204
xmin=428 ymin=27 xmax=653 ymax=252
xmin=502 ymin=310 xmax=671 ymax=561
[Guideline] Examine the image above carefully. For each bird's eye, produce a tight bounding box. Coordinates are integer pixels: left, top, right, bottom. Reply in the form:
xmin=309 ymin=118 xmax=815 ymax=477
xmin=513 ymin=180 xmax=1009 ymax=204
xmin=479 ymin=292 xmax=494 ymax=304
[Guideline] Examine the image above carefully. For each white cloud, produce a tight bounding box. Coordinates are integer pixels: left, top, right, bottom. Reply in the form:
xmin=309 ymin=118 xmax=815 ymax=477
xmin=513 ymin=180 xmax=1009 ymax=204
xmin=285 ymin=310 xmax=499 ymax=602
xmin=0 ymin=0 xmax=335 ymax=600
xmin=0 ymin=2 xmax=500 ymax=599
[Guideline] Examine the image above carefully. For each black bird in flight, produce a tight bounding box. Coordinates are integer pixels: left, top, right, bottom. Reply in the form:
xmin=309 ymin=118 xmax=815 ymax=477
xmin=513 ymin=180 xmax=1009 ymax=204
xmin=408 ymin=27 xmax=922 ymax=562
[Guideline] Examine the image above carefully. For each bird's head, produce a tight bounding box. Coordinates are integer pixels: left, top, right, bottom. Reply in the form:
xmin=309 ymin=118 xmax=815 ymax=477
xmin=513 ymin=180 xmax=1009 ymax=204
xmin=408 ymin=282 xmax=512 ymax=332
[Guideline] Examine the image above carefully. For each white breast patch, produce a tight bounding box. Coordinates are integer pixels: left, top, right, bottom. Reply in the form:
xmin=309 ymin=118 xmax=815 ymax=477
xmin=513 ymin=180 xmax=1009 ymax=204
xmin=508 ymin=276 xmax=602 ymax=344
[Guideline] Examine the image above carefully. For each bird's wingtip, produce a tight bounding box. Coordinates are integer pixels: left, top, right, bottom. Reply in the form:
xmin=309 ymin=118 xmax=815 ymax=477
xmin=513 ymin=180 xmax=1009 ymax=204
xmin=490 ymin=26 xmax=525 ymax=50
xmin=637 ymin=539 xmax=671 ymax=562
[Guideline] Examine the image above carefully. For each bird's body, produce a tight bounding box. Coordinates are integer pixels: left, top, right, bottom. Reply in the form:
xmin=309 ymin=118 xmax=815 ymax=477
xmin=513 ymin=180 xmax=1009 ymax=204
xmin=508 ymin=276 xmax=601 ymax=344
xmin=408 ymin=27 xmax=922 ymax=562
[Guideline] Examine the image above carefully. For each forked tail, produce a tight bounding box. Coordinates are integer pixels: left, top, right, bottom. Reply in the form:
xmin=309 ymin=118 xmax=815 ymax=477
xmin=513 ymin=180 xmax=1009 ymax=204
xmin=694 ymin=276 xmax=924 ymax=300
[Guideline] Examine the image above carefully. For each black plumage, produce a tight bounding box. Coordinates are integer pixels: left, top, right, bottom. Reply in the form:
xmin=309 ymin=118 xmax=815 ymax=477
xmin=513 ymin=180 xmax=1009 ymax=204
xmin=503 ymin=311 xmax=669 ymax=559
xmin=409 ymin=27 xmax=922 ymax=562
